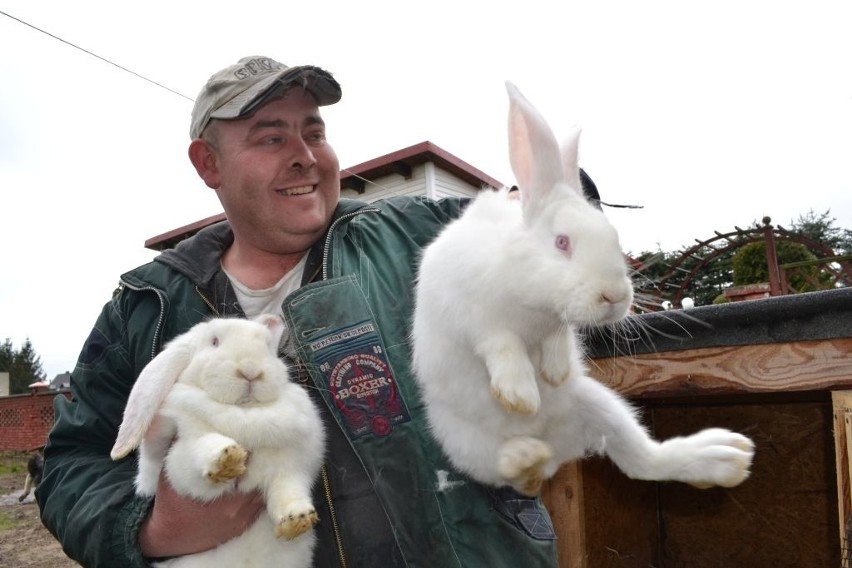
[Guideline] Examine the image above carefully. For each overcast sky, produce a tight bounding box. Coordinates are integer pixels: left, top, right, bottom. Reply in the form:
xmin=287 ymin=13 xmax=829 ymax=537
xmin=2 ymin=1 xmax=851 ymax=380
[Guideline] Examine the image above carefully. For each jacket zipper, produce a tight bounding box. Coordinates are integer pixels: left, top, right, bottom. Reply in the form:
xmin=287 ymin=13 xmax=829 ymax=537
xmin=195 ymin=285 xmax=220 ymax=316
xmin=321 ymin=465 xmax=348 ymax=568
xmin=293 ymin=359 xmax=347 ymax=568
xmin=117 ymin=281 xmax=168 ymax=362
xmin=321 ymin=207 xmax=380 ymax=279
xmin=316 ymin=206 xmax=378 ymax=567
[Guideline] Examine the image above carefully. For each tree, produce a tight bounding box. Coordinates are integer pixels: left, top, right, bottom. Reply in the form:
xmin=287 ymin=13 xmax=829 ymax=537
xmin=789 ymin=209 xmax=852 ymax=255
xmin=732 ymin=240 xmax=827 ymax=292
xmin=0 ymin=337 xmax=47 ymax=394
xmin=0 ymin=338 xmax=13 ymax=376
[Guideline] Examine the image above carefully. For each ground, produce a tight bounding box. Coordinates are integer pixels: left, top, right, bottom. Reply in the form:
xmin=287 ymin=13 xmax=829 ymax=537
xmin=0 ymin=452 xmax=79 ymax=567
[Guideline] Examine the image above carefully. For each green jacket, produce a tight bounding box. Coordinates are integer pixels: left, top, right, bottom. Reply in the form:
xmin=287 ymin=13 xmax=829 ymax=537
xmin=38 ymin=196 xmax=559 ymax=567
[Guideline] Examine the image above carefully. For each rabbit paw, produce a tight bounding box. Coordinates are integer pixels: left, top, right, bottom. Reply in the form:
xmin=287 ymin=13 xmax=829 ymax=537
xmin=206 ymin=444 xmax=248 ymax=484
xmin=490 ymin=366 xmax=540 ymax=415
xmin=498 ymin=437 xmax=554 ymax=496
xmin=661 ymin=428 xmax=755 ymax=489
xmin=480 ymin=335 xmax=540 ymax=414
xmin=274 ymin=501 xmax=319 ymax=540
xmin=540 ymin=364 xmax=571 ymax=388
xmin=491 ymin=382 xmax=540 ymax=415
xmin=539 ymin=332 xmax=573 ymax=387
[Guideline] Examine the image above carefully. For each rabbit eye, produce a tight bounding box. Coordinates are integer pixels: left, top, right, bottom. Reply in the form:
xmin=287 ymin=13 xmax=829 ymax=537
xmin=555 ymin=234 xmax=572 ymax=255
xmin=211 ymin=336 xmax=220 ymax=347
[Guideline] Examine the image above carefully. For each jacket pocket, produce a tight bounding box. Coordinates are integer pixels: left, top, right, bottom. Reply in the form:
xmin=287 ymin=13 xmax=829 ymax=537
xmin=488 ymin=486 xmax=556 ymax=541
xmin=284 ymin=276 xmax=412 ymax=440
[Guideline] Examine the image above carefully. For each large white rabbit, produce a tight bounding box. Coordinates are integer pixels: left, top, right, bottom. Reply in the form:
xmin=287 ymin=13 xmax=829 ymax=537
xmin=111 ymin=314 xmax=324 ymax=568
xmin=412 ymin=82 xmax=754 ymax=496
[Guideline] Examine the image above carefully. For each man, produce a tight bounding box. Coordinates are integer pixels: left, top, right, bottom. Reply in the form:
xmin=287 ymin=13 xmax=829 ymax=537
xmin=37 ymin=56 xmax=559 ymax=566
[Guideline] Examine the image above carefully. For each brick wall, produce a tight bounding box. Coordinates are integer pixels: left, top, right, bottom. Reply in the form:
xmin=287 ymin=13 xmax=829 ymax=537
xmin=0 ymin=390 xmax=71 ymax=451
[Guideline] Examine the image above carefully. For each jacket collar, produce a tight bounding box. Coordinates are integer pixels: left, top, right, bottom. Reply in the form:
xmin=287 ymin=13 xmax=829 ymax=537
xmin=154 ymin=198 xmax=369 ymax=290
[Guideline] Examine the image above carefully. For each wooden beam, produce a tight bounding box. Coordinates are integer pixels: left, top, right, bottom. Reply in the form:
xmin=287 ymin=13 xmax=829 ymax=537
xmin=541 ymin=462 xmax=586 ymax=568
xmin=833 ymin=391 xmax=852 ymax=568
xmin=588 ymin=338 xmax=852 ymax=398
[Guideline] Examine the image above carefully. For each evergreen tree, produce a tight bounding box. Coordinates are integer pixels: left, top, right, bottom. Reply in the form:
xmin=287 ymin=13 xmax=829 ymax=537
xmin=0 ymin=339 xmax=14 ymax=379
xmin=789 ymin=209 xmax=852 ymax=255
xmin=0 ymin=337 xmax=47 ymax=394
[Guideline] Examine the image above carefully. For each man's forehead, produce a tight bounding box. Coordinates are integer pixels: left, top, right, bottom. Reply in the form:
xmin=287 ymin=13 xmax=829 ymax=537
xmin=244 ymin=114 xmax=325 ymax=135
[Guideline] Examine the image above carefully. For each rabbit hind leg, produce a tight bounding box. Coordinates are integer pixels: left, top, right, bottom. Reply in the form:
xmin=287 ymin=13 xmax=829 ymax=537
xmin=498 ymin=436 xmax=554 ymax=496
xmin=266 ymin=477 xmax=319 ymax=540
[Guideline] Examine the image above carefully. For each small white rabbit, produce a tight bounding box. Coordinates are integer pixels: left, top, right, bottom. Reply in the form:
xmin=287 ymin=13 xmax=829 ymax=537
xmin=111 ymin=314 xmax=324 ymax=568
xmin=411 ymin=82 xmax=754 ymax=496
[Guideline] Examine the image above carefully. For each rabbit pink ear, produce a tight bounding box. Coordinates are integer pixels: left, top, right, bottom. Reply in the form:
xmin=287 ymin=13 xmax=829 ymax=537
xmin=110 ymin=333 xmax=196 ymax=460
xmin=560 ymin=128 xmax=583 ymax=195
xmin=506 ymin=81 xmax=564 ymax=222
xmin=254 ymin=314 xmax=285 ymax=348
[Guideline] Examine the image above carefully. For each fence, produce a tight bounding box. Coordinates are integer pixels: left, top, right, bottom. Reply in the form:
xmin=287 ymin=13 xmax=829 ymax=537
xmin=0 ymin=390 xmax=70 ymax=451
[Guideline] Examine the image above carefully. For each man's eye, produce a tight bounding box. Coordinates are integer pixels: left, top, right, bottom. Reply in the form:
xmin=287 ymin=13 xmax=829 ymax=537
xmin=262 ymin=136 xmax=283 ymax=145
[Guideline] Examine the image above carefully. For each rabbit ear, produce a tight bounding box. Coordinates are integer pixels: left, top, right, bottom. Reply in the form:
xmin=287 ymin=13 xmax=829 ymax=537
xmin=560 ymin=128 xmax=584 ymax=195
xmin=254 ymin=313 xmax=285 ymax=348
xmin=110 ymin=331 xmax=197 ymax=460
xmin=506 ymin=81 xmax=564 ymax=223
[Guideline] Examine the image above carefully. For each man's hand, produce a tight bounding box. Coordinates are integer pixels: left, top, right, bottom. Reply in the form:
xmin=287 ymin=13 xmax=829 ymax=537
xmin=138 ymin=470 xmax=264 ymax=559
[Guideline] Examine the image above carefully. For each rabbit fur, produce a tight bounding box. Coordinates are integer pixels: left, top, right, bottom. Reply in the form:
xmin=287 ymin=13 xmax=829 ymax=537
xmin=411 ymin=82 xmax=754 ymax=496
xmin=111 ymin=314 xmax=324 ymax=568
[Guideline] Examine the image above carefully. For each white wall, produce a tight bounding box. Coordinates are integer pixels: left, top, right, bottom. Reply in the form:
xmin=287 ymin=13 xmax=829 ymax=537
xmin=340 ymin=162 xmax=485 ymax=203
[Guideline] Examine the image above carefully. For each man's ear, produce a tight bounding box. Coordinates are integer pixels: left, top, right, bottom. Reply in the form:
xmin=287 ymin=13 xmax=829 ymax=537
xmin=188 ymin=139 xmax=221 ymax=189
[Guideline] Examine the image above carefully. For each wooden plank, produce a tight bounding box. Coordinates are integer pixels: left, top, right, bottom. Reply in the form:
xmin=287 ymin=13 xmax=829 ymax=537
xmin=655 ymin=400 xmax=838 ymax=566
xmin=589 ymin=338 xmax=852 ymax=398
xmin=833 ymin=391 xmax=852 ymax=567
xmin=541 ymin=462 xmax=586 ymax=568
xmin=579 ymin=456 xmax=659 ymax=567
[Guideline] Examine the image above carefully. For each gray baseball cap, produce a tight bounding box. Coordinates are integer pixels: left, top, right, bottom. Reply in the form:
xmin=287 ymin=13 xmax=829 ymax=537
xmin=189 ymin=56 xmax=342 ymax=139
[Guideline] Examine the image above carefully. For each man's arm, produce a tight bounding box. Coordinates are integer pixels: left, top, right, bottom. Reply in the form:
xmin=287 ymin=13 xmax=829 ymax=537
xmin=38 ymin=293 xmax=156 ymax=566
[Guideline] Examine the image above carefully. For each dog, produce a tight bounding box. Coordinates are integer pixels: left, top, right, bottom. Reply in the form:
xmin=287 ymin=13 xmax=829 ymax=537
xmin=18 ymin=448 xmax=44 ymax=502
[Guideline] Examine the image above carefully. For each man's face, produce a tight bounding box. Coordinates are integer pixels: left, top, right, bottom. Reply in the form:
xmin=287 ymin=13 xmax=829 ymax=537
xmin=205 ymin=87 xmax=340 ymax=255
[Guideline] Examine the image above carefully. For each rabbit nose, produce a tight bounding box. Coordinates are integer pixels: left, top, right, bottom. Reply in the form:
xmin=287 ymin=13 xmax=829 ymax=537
xmin=238 ymin=362 xmax=264 ymax=382
xmin=601 ymin=290 xmax=628 ymax=305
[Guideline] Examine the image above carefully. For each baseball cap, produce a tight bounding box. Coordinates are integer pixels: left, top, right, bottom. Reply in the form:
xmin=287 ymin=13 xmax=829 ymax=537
xmin=189 ymin=56 xmax=342 ymax=139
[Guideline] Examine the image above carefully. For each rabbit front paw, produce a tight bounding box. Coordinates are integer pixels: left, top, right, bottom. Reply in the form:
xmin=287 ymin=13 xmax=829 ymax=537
xmin=206 ymin=444 xmax=248 ymax=484
xmin=539 ymin=331 xmax=574 ymax=387
xmin=498 ymin=436 xmax=554 ymax=496
xmin=274 ymin=500 xmax=319 ymax=540
xmin=491 ymin=376 xmax=540 ymax=415
xmin=480 ymin=335 xmax=540 ymax=414
xmin=489 ymin=356 xmax=540 ymax=414
xmin=540 ymin=363 xmax=571 ymax=388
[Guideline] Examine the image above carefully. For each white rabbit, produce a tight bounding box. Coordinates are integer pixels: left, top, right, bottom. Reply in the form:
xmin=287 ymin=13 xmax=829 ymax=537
xmin=111 ymin=314 xmax=324 ymax=568
xmin=411 ymin=82 xmax=754 ymax=497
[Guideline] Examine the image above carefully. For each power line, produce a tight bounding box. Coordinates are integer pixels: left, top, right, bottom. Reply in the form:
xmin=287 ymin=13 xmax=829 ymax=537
xmin=0 ymin=10 xmax=194 ymax=102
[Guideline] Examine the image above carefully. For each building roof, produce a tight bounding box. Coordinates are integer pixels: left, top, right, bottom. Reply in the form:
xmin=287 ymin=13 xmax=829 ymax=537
xmin=50 ymin=372 xmax=72 ymax=390
xmin=145 ymin=141 xmax=503 ymax=251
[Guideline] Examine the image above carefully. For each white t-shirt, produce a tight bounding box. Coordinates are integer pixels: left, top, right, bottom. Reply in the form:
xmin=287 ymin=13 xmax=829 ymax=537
xmin=222 ymin=256 xmax=307 ymax=346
